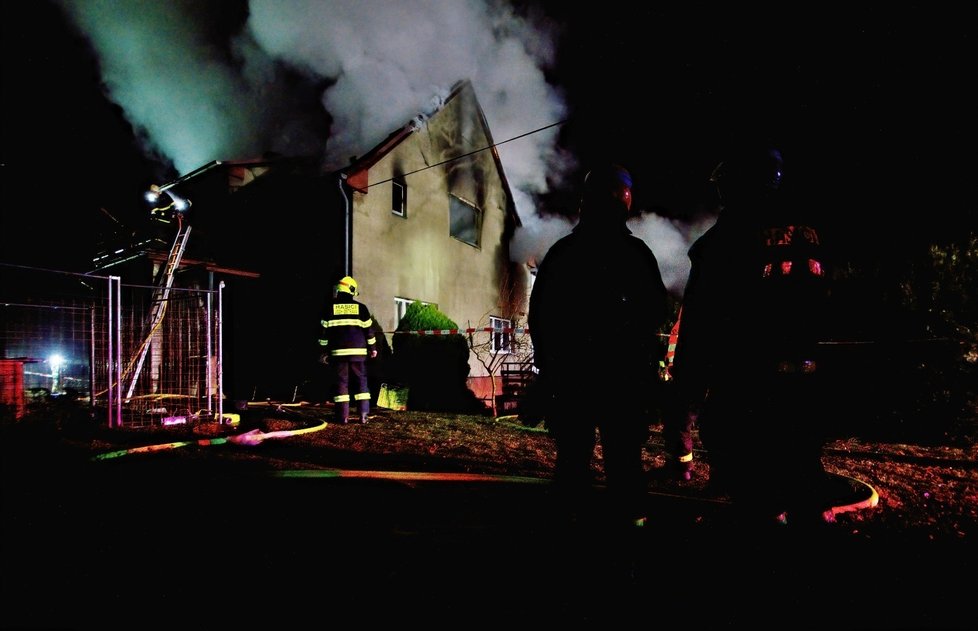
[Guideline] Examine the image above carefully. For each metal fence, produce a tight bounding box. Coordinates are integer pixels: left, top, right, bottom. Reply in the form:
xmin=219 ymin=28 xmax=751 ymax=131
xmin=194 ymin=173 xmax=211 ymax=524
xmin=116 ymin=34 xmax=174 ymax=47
xmin=1 ymin=263 xmax=223 ymax=428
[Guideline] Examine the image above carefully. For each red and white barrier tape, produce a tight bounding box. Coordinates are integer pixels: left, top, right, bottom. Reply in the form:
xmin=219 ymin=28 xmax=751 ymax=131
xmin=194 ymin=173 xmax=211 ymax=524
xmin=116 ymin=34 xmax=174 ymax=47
xmin=387 ymin=327 xmax=530 ymax=335
xmin=386 ymin=327 xmax=672 ymax=337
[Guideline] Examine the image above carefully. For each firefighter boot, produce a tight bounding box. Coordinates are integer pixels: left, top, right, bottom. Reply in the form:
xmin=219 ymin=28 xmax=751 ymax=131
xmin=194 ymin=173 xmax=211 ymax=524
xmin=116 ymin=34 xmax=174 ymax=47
xmin=335 ymin=400 xmax=350 ymax=425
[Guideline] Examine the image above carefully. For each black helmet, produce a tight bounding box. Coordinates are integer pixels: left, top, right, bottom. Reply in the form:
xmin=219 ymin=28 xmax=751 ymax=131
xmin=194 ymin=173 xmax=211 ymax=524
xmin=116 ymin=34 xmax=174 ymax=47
xmin=579 ymin=163 xmax=634 ymax=224
xmin=710 ymin=143 xmax=784 ymax=205
xmin=583 ymin=163 xmax=633 ymax=195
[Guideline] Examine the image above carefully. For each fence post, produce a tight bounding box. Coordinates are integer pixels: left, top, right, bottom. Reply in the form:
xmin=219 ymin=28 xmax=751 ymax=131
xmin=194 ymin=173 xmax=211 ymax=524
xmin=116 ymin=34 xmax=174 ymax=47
xmin=108 ymin=275 xmax=122 ymax=428
xmin=217 ymin=280 xmax=224 ymax=424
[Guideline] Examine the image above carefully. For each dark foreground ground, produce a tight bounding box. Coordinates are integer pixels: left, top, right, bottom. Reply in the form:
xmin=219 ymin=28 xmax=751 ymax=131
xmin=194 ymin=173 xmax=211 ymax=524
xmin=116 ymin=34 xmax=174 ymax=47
xmin=2 ymin=403 xmax=975 ymax=629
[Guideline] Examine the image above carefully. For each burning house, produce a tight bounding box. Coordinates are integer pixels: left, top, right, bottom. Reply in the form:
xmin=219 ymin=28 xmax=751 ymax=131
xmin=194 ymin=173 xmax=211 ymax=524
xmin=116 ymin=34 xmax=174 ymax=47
xmin=91 ymin=80 xmax=532 ymax=408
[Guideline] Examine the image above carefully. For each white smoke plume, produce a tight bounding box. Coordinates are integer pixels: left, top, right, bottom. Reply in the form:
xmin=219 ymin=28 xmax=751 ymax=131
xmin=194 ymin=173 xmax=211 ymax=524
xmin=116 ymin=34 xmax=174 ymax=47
xmin=507 ymin=188 xmax=575 ymax=267
xmin=55 ymin=0 xmax=702 ymax=295
xmin=629 ymin=212 xmax=716 ymax=296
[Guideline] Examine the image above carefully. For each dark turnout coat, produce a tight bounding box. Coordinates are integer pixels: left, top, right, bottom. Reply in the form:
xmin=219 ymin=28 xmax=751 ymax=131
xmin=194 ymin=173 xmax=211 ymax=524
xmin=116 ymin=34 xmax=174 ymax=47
xmin=670 ymin=196 xmax=832 ymax=400
xmin=529 ymin=219 xmax=669 ymax=405
xmin=318 ymin=294 xmax=377 ymax=360
xmin=669 ymin=189 xmax=835 ymax=516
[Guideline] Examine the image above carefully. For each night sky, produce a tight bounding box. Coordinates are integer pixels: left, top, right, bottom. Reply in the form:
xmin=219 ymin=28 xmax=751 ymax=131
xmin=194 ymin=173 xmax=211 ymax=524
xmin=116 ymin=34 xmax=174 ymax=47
xmin=2 ymin=1 xmax=975 ymax=280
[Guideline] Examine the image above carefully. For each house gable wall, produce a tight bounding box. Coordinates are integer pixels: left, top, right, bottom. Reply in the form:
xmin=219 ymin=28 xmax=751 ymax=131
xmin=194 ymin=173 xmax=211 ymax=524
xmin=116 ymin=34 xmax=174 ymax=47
xmin=350 ymin=83 xmax=528 ymax=378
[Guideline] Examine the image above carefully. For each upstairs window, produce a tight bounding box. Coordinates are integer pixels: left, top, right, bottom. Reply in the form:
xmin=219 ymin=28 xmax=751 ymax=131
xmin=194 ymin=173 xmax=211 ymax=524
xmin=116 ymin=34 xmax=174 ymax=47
xmin=449 ymin=194 xmax=481 ymax=247
xmin=490 ymin=316 xmax=512 ymax=354
xmin=392 ymin=177 xmax=406 ymax=217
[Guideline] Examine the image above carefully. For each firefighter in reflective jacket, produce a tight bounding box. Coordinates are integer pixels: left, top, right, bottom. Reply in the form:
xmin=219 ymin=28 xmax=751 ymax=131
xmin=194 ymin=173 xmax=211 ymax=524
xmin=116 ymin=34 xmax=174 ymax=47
xmin=318 ymin=276 xmax=378 ymax=424
xmin=670 ymin=140 xmax=834 ymax=527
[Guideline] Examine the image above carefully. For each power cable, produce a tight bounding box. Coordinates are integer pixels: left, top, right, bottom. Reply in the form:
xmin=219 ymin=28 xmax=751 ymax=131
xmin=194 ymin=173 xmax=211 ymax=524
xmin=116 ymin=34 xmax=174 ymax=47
xmin=365 ymin=119 xmax=567 ymax=188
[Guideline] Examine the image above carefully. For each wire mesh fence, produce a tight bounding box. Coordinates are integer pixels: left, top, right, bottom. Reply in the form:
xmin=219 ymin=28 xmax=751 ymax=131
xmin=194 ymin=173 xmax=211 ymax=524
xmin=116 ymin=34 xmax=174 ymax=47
xmin=1 ymin=263 xmax=222 ymax=428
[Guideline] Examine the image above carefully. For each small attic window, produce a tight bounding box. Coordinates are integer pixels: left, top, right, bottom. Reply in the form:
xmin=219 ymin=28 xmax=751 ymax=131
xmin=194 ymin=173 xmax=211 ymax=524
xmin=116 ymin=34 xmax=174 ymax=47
xmin=449 ymin=194 xmax=481 ymax=247
xmin=392 ymin=177 xmax=406 ymax=217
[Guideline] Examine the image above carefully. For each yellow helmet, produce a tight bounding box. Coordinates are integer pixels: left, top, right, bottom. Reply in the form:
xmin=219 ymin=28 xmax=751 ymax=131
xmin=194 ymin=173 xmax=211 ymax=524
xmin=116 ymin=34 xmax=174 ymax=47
xmin=336 ymin=275 xmax=358 ymax=296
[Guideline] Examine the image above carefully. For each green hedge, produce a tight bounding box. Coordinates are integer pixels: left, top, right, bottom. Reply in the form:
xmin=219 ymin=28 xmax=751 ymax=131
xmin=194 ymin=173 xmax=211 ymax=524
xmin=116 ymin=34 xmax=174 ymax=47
xmin=391 ymin=302 xmax=487 ymax=415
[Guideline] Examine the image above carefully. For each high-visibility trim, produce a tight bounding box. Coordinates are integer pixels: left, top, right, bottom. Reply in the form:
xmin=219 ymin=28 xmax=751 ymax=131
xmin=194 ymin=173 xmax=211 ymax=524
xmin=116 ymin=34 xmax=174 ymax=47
xmin=318 ymin=339 xmax=329 ymax=346
xmin=775 ymin=359 xmax=817 ymax=374
xmin=332 ymin=348 xmax=367 ymax=357
xmin=326 ymin=318 xmax=366 ymax=328
xmin=678 ymin=452 xmax=693 ymax=463
xmin=353 ymin=393 xmax=371 ymax=401
xmin=662 ymin=306 xmax=683 ymax=376
xmin=761 ymin=258 xmax=825 ymax=278
xmin=333 ymin=394 xmax=351 ymax=403
xmin=362 ymin=318 xmax=373 ymax=328
xmin=366 ymin=336 xmax=377 ymax=345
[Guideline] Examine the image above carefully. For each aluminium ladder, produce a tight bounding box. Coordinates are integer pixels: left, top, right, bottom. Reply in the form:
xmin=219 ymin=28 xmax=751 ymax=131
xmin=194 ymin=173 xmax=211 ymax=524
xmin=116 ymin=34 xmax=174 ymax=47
xmin=123 ymin=224 xmax=192 ymax=401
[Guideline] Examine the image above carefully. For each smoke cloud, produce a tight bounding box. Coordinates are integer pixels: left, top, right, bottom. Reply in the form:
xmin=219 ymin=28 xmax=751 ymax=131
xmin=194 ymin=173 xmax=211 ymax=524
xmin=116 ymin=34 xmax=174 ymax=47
xmin=55 ymin=0 xmax=704 ymax=296
xmin=629 ymin=212 xmax=715 ymax=295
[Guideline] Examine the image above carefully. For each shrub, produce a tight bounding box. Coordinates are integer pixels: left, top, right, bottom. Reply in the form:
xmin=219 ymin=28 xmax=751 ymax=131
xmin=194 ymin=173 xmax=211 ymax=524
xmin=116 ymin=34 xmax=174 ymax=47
xmin=391 ymin=302 xmax=488 ymax=415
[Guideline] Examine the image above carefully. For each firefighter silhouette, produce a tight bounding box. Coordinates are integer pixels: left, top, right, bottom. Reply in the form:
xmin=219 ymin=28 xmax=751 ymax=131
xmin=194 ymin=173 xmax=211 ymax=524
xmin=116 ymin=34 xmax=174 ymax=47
xmin=670 ymin=139 xmax=834 ymax=528
xmin=529 ymin=163 xmax=669 ymax=527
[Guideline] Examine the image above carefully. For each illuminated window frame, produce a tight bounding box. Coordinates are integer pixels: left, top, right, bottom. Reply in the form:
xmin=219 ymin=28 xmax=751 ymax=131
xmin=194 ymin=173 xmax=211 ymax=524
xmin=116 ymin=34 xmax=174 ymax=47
xmin=392 ymin=177 xmax=407 ymax=217
xmin=490 ymin=316 xmax=512 ymax=354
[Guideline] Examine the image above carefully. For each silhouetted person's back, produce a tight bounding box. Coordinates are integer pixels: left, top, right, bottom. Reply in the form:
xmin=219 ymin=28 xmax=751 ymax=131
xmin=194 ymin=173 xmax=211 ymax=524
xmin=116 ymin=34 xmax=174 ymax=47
xmin=670 ymin=141 xmax=834 ymax=528
xmin=529 ymin=163 xmax=669 ymax=529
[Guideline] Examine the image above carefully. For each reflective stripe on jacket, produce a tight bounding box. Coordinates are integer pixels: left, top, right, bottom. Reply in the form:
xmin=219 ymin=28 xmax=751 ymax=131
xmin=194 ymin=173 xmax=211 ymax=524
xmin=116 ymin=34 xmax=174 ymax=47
xmin=318 ymin=296 xmax=377 ymax=358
